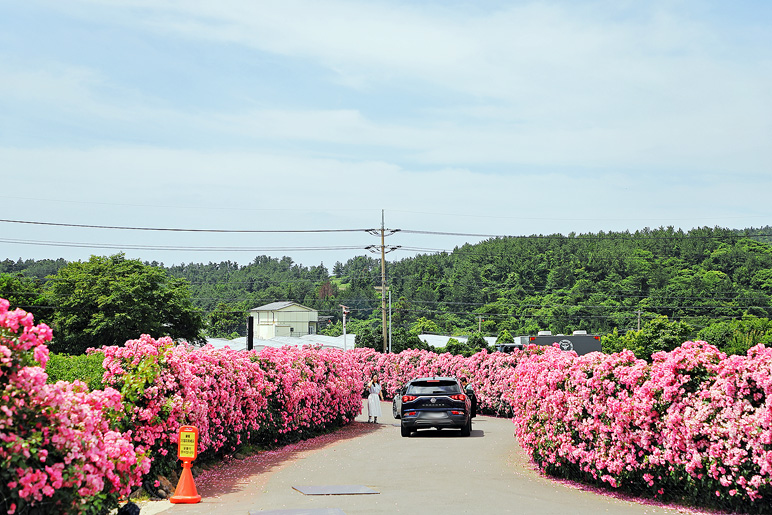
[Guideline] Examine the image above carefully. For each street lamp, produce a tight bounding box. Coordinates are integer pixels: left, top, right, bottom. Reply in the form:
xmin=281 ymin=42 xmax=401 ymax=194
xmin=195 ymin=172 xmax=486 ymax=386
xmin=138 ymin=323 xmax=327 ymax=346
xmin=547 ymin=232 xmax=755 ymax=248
xmin=340 ymin=304 xmax=350 ymax=351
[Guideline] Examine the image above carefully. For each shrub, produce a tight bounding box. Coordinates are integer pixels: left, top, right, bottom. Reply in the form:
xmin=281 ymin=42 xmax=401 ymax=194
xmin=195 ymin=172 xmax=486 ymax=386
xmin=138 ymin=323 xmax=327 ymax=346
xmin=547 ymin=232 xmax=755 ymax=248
xmin=45 ymin=352 xmax=105 ymax=390
xmin=97 ymin=335 xmax=364 ymax=476
xmin=12 ymin=290 xmax=772 ymax=514
xmin=0 ymin=298 xmax=149 ymax=515
xmin=353 ymin=344 xmax=772 ymax=512
xmin=506 ymin=342 xmax=772 ymax=512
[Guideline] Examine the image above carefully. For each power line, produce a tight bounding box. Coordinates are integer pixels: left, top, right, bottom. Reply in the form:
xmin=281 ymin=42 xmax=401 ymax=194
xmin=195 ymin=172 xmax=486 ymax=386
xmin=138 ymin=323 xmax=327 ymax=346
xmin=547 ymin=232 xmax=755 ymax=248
xmin=400 ymin=228 xmax=772 ymax=240
xmin=390 ymin=209 xmax=772 ymax=223
xmin=4 ymin=218 xmax=769 ymax=239
xmin=0 ymin=219 xmax=372 ymax=233
xmin=0 ymin=238 xmax=366 ymax=252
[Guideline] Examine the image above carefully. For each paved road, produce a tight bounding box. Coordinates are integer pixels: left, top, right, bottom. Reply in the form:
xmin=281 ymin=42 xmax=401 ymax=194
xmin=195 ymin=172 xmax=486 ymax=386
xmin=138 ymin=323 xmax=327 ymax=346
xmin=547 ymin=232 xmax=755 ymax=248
xmin=151 ymin=400 xmax=699 ymax=515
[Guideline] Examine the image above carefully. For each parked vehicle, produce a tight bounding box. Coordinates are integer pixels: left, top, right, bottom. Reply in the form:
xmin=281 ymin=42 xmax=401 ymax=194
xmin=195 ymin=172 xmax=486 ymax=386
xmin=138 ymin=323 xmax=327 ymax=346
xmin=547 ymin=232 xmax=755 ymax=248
xmin=395 ymin=379 xmax=476 ymax=420
xmin=392 ymin=385 xmax=406 ymax=419
xmin=496 ymin=330 xmax=602 ymax=356
xmin=494 ymin=335 xmax=527 ymax=353
xmin=399 ymin=377 xmax=472 ymax=437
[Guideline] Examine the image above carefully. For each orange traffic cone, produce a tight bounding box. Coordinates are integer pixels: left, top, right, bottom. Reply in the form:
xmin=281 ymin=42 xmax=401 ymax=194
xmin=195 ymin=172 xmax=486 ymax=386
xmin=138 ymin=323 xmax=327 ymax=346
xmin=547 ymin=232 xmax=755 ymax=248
xmin=170 ymin=461 xmax=201 ymax=504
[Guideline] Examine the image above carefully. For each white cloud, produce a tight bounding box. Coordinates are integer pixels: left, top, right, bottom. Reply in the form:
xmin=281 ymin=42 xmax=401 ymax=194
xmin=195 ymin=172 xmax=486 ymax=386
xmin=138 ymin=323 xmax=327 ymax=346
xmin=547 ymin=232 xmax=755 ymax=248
xmin=2 ymin=144 xmax=767 ymax=219
xmin=0 ymin=59 xmax=177 ymax=126
xmin=1 ymin=141 xmax=769 ymax=265
xmin=1 ymin=1 xmax=770 ymax=267
xmin=27 ymin=0 xmax=767 ymax=173
xmin=83 ymin=1 xmax=759 ymax=105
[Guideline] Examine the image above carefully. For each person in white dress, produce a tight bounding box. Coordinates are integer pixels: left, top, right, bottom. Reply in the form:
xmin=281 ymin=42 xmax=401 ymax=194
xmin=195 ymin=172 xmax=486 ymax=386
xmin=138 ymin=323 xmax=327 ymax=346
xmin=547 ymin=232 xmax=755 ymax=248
xmin=367 ymin=374 xmax=384 ymax=423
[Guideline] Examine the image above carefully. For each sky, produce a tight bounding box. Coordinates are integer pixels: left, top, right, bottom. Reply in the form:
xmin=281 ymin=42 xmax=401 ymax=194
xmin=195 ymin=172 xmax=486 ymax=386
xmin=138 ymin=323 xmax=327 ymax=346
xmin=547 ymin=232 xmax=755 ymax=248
xmin=1 ymin=0 xmax=771 ymax=269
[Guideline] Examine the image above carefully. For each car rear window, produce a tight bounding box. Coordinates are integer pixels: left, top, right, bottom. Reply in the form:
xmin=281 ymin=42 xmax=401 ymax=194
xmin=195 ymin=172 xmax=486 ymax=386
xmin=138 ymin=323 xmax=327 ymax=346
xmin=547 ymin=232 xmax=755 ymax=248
xmin=406 ymin=380 xmax=461 ymax=395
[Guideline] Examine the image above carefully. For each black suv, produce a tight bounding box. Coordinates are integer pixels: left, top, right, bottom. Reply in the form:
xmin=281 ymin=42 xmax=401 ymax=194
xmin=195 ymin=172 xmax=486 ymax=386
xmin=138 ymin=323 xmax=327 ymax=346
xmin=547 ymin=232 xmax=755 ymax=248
xmin=399 ymin=377 xmax=472 ymax=437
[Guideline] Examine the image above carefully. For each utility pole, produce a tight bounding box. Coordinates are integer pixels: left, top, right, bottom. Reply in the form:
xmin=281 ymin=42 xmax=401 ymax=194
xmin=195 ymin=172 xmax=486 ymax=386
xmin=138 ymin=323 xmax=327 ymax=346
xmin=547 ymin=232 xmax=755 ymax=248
xmin=366 ymin=210 xmax=401 ymax=353
xmin=380 ymin=211 xmax=387 ymax=353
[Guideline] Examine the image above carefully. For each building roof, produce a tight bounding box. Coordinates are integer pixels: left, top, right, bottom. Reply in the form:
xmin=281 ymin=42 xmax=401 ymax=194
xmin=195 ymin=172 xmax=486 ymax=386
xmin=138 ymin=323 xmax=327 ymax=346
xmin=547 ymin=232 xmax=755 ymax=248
xmin=418 ymin=334 xmax=456 ymax=348
xmin=201 ymin=333 xmax=498 ymax=353
xmin=250 ymin=301 xmax=316 ymax=312
xmin=201 ymin=337 xmax=248 ymax=351
xmin=299 ymin=334 xmax=355 ymax=349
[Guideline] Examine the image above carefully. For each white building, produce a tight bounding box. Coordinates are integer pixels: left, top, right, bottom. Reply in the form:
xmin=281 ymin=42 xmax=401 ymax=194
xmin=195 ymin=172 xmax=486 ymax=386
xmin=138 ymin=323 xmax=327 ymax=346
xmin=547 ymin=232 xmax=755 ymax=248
xmin=249 ymin=301 xmax=318 ymax=339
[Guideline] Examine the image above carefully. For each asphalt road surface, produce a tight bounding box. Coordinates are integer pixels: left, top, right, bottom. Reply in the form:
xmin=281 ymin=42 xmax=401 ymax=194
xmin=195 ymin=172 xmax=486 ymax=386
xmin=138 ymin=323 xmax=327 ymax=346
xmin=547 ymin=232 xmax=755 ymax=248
xmin=151 ymin=400 xmax=702 ymax=515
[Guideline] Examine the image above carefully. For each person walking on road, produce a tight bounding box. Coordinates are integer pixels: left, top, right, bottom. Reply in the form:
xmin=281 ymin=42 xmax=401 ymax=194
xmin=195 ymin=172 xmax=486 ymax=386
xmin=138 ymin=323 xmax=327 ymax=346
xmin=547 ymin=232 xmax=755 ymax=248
xmin=461 ymin=377 xmax=477 ymax=418
xmin=367 ymin=374 xmax=384 ymax=423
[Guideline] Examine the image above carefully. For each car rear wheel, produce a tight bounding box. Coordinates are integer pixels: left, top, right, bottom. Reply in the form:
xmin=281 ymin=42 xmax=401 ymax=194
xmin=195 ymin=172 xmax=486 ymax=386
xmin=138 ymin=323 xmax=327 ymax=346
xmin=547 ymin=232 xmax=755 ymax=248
xmin=460 ymin=418 xmax=471 ymax=437
xmin=392 ymin=399 xmax=400 ymax=419
xmin=401 ymin=424 xmax=411 ymax=437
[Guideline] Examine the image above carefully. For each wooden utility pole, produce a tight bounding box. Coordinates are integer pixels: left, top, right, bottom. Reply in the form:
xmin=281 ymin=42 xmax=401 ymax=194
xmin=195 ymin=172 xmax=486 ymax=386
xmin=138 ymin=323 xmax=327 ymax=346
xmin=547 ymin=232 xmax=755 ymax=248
xmin=381 ymin=210 xmax=388 ymax=353
xmin=367 ymin=210 xmax=400 ymax=353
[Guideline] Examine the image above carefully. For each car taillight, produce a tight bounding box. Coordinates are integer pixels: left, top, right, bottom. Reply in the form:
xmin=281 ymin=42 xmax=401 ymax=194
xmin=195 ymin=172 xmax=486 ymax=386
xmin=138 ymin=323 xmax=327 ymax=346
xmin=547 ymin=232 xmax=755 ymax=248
xmin=402 ymin=395 xmax=417 ymax=402
xmin=451 ymin=411 xmax=463 ymax=415
xmin=449 ymin=394 xmax=466 ymax=401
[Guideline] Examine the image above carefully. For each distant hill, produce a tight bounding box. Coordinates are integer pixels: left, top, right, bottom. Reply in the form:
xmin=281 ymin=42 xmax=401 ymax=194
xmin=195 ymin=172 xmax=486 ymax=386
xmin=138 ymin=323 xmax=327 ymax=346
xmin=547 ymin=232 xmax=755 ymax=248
xmin=3 ymin=226 xmax=772 ymax=342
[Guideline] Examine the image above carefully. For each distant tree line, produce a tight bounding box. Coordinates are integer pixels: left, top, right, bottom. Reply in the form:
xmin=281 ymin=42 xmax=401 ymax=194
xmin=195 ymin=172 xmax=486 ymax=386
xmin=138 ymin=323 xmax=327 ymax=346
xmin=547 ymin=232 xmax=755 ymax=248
xmin=2 ymin=225 xmax=772 ymax=358
xmin=0 ymin=254 xmax=203 ymax=355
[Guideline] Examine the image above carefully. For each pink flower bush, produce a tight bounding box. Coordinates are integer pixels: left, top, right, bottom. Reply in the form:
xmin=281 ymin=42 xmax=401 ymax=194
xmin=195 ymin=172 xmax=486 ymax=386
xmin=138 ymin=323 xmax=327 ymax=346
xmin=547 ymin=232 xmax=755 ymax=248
xmin=6 ymin=290 xmax=771 ymax=513
xmin=352 ymin=343 xmax=772 ymax=511
xmin=0 ymin=298 xmax=149 ymax=515
xmin=3 ymin=297 xmax=364 ymax=513
xmin=255 ymin=345 xmax=363 ymax=439
xmin=349 ymin=347 xmax=522 ymax=416
xmin=503 ymin=341 xmax=772 ymax=509
xmin=99 ymin=335 xmax=364 ymax=474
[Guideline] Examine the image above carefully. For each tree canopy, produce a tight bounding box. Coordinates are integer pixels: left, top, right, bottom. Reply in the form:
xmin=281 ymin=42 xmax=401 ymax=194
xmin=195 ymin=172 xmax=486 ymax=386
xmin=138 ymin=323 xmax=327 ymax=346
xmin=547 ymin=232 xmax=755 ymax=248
xmin=3 ymin=226 xmax=772 ymax=359
xmin=44 ymin=254 xmax=204 ymax=354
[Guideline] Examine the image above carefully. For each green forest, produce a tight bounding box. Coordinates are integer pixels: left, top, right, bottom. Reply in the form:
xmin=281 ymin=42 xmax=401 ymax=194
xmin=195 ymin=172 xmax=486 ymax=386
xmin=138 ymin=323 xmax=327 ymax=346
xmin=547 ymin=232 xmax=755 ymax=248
xmin=3 ymin=226 xmax=772 ymax=359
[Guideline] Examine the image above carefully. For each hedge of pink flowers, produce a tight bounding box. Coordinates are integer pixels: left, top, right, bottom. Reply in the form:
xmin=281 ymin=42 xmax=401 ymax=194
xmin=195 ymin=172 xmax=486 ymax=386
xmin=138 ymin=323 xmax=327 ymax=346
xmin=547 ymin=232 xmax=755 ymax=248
xmin=350 ymin=347 xmax=521 ymax=416
xmin=507 ymin=342 xmax=772 ymax=512
xmin=0 ymin=298 xmax=150 ymax=515
xmin=98 ymin=336 xmax=364 ymax=475
xmin=352 ymin=343 xmax=772 ymax=512
xmin=5 ymin=290 xmax=771 ymax=514
xmin=2 ymin=296 xmax=363 ymax=514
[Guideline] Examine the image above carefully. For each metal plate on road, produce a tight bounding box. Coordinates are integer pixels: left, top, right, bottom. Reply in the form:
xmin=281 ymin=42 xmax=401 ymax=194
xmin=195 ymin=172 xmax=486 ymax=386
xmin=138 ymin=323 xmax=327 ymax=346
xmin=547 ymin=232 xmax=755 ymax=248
xmin=292 ymin=485 xmax=379 ymax=495
xmin=249 ymin=509 xmax=346 ymax=515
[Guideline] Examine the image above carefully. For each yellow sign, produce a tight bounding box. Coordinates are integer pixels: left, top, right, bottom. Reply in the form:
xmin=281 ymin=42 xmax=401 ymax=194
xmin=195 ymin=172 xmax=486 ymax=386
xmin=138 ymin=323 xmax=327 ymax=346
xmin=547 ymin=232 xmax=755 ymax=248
xmin=177 ymin=426 xmax=198 ymax=461
xmin=179 ymin=432 xmax=196 ymax=458
xmin=171 ymin=425 xmax=202 ymax=504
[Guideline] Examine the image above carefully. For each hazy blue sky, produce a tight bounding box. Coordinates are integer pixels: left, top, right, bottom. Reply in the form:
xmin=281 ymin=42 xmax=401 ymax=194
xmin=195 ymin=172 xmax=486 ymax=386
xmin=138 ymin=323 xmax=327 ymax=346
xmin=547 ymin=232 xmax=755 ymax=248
xmin=1 ymin=0 xmax=770 ymax=268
